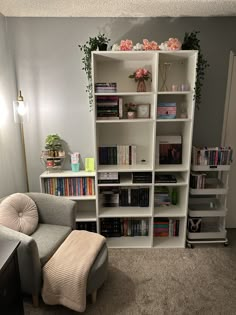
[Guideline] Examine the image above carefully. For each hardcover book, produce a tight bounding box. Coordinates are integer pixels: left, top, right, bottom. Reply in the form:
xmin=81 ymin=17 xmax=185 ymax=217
xmin=157 ymin=136 xmax=182 ymax=164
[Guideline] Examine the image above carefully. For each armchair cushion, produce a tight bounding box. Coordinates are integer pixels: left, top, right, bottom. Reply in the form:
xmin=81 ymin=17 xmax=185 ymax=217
xmin=0 ymin=193 xmax=38 ymax=235
xmin=31 ymin=224 xmax=71 ymax=266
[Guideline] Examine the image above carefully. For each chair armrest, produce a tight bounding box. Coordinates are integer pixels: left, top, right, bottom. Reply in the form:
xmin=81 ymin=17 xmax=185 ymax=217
xmin=26 ymin=193 xmax=76 ymax=229
xmin=0 ymin=225 xmax=41 ymax=295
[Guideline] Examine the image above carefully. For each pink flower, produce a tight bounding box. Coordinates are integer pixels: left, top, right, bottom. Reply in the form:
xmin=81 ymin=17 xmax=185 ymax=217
xmin=143 ymin=39 xmax=159 ymax=50
xmin=120 ymin=39 xmax=133 ymax=51
xmin=166 ymin=38 xmax=182 ymax=51
xmin=129 ymin=67 xmax=151 ymax=82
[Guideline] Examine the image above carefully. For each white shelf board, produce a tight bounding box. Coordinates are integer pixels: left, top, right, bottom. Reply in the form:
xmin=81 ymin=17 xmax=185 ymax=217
xmin=187 ymin=228 xmax=226 ymax=240
xmin=155 ymin=165 xmax=189 ymax=172
xmin=98 ymin=178 xmax=152 ymax=187
xmin=188 ymin=198 xmax=227 ymax=217
xmin=106 ymin=236 xmax=152 ymax=248
xmin=98 ymin=164 xmax=153 ymax=172
xmin=189 ymin=187 xmax=228 ymax=195
xmin=40 ymin=170 xmax=96 ymax=178
xmin=188 ymin=209 xmax=227 ymax=217
xmin=93 ymin=50 xmax=157 ymax=61
xmin=157 ymin=91 xmax=193 ymax=95
xmin=154 ymin=205 xmax=186 ymax=217
xmin=95 ymin=92 xmax=153 ymax=96
xmin=99 ymin=207 xmax=152 ymax=218
xmin=191 ymin=165 xmax=230 ymax=171
xmin=153 ymin=235 xmax=185 ymax=248
xmin=156 ymin=118 xmax=192 ymax=123
xmin=76 ymin=210 xmax=97 ymax=222
xmin=96 ymin=118 xmax=154 ymax=124
xmin=63 ymin=195 xmax=96 ymax=201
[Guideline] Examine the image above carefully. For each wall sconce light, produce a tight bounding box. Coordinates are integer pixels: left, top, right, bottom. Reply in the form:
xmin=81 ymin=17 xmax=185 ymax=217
xmin=13 ymin=90 xmax=29 ymax=123
xmin=13 ymin=90 xmax=29 ymax=192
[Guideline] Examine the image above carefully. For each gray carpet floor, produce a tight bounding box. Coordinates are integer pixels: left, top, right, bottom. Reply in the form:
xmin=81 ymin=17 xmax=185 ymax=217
xmin=24 ymin=229 xmax=236 ymax=315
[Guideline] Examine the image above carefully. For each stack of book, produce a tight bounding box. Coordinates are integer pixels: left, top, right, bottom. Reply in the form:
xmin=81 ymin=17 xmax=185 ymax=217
xmin=154 ymin=187 xmax=171 ymax=207
xmin=190 ymin=172 xmax=206 ymax=189
xmin=98 ymin=172 xmax=120 ymax=184
xmin=95 ymin=82 xmax=117 ymax=93
xmin=96 ymin=95 xmax=119 ymax=120
xmin=154 ymin=218 xmax=180 ymax=237
xmin=155 ymin=174 xmax=177 ymax=183
xmin=132 ymin=172 xmax=152 ymax=183
xmin=157 ymin=102 xmax=176 ymax=119
xmin=98 ymin=145 xmax=136 ymax=165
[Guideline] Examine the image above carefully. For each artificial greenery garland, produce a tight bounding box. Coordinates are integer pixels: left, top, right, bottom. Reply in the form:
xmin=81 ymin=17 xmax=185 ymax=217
xmin=182 ymin=31 xmax=209 ymax=110
xmin=78 ymin=34 xmax=110 ymax=111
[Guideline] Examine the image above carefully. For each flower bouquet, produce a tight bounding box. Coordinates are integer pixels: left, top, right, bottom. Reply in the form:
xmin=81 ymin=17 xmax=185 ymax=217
xmin=129 ymin=68 xmax=151 ymax=92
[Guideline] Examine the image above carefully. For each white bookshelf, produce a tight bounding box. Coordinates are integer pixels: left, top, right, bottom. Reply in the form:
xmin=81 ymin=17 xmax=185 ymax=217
xmin=40 ymin=170 xmax=97 ymax=231
xmin=92 ymin=50 xmax=198 ymax=248
xmin=187 ymin=157 xmax=231 ymax=247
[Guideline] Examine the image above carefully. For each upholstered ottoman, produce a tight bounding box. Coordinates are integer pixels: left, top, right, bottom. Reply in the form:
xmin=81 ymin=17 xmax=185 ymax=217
xmin=42 ymin=230 xmax=108 ymax=312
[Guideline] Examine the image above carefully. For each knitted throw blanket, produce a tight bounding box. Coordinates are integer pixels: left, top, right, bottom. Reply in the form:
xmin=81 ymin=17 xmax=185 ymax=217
xmin=42 ymin=230 xmax=106 ymax=312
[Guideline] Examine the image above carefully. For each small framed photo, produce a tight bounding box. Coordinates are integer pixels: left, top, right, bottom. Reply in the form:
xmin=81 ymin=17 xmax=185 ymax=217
xmin=136 ymin=104 xmax=150 ymax=118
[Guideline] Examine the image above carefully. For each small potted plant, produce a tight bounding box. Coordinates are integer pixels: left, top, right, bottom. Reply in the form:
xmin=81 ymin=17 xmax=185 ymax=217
xmin=125 ymin=103 xmax=137 ymax=119
xmin=96 ymin=33 xmax=110 ymax=51
xmin=44 ymin=134 xmax=63 ymax=157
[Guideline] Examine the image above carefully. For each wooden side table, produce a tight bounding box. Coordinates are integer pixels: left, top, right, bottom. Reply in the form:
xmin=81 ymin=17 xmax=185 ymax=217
xmin=0 ymin=239 xmax=24 ymax=314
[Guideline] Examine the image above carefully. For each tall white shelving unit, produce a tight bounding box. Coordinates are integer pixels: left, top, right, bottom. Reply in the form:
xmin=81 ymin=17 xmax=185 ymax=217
xmin=92 ymin=50 xmax=198 ymax=248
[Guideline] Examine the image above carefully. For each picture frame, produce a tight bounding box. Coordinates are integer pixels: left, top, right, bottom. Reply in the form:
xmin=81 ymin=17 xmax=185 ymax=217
xmin=136 ymin=104 xmax=150 ymax=119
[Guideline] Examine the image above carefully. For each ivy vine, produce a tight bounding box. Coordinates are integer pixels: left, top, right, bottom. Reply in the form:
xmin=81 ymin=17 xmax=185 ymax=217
xmin=182 ymin=31 xmax=209 ymax=110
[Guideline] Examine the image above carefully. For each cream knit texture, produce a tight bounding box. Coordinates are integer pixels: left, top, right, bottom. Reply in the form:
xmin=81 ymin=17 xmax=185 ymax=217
xmin=42 ymin=230 xmax=106 ymax=312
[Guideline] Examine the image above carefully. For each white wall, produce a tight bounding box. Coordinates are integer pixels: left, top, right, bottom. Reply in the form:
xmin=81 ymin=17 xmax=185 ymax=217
xmin=6 ymin=17 xmax=236 ymax=191
xmin=0 ymin=14 xmax=27 ymax=197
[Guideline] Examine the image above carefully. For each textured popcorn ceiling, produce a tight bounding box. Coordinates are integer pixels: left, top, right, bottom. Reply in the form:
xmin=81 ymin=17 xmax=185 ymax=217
xmin=0 ymin=0 xmax=236 ymax=17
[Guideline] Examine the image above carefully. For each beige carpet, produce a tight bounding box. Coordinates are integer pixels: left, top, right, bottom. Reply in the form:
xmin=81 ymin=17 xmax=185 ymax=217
xmin=24 ymin=230 xmax=236 ymax=315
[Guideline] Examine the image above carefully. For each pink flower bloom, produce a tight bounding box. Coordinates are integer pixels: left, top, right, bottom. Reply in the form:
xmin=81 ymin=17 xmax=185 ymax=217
xmin=143 ymin=39 xmax=159 ymax=50
xmin=120 ymin=39 xmax=133 ymax=51
xmin=166 ymin=38 xmax=182 ymax=51
xmin=129 ymin=67 xmax=151 ymax=82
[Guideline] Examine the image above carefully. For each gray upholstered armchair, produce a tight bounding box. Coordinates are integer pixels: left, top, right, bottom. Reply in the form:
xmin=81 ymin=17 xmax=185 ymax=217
xmin=0 ymin=193 xmax=76 ymax=306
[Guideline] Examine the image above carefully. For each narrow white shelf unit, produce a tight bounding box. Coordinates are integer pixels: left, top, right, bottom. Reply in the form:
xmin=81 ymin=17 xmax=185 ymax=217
xmin=187 ymin=157 xmax=231 ymax=247
xmin=40 ymin=170 xmax=97 ymax=231
xmin=93 ymin=50 xmax=198 ymax=248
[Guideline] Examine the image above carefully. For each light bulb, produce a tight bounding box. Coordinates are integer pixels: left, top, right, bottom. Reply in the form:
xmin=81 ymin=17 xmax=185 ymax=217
xmin=17 ymin=101 xmax=27 ymax=116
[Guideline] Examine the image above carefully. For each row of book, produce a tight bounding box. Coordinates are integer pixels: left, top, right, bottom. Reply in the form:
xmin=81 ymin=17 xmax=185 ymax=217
xmin=100 ymin=218 xmax=149 ymax=237
xmin=96 ymin=95 xmax=120 ymax=120
xmin=43 ymin=177 xmax=95 ymax=196
xmin=153 ymin=218 xmax=180 ymax=237
xmin=95 ymin=82 xmax=117 ymax=93
xmin=192 ymin=146 xmax=233 ymax=166
xmin=99 ymin=187 xmax=149 ymax=207
xmin=190 ymin=172 xmax=206 ymax=189
xmin=154 ymin=187 xmax=171 ymax=207
xmin=98 ymin=145 xmax=137 ymax=165
xmin=76 ymin=221 xmax=97 ymax=233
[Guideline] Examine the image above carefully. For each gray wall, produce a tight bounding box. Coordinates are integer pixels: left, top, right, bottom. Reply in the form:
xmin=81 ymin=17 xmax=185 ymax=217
xmin=6 ymin=17 xmax=236 ymax=191
xmin=0 ymin=14 xmax=27 ymax=197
